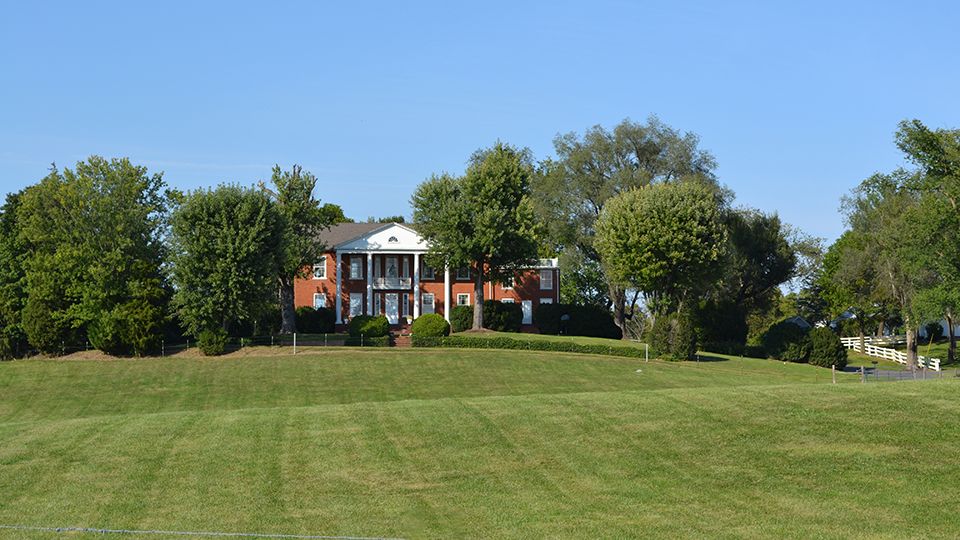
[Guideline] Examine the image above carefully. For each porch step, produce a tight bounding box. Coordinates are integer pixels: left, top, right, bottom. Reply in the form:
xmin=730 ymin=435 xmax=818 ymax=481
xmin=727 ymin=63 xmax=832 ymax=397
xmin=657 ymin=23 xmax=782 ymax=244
xmin=392 ymin=335 xmax=412 ymax=348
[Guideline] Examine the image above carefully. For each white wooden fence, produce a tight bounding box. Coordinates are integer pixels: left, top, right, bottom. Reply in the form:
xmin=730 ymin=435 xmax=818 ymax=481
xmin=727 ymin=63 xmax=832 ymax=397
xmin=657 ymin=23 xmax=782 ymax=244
xmin=840 ymin=336 xmax=941 ymax=371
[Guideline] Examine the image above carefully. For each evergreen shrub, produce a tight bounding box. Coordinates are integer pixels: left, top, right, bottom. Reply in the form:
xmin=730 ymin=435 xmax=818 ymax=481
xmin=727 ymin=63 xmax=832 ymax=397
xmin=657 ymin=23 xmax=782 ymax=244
xmin=348 ymin=315 xmax=390 ymax=338
xmin=533 ymin=303 xmax=621 ymax=339
xmin=483 ymin=300 xmax=523 ymax=333
xmin=450 ymin=305 xmax=474 ymax=333
xmin=651 ymin=311 xmax=697 ymax=361
xmin=198 ymin=326 xmax=227 ymax=356
xmin=411 ymin=313 xmax=451 ymax=337
xmin=295 ymin=306 xmax=336 ymax=334
xmin=762 ymin=320 xmax=810 ymax=363
xmin=808 ymin=326 xmax=847 ymax=369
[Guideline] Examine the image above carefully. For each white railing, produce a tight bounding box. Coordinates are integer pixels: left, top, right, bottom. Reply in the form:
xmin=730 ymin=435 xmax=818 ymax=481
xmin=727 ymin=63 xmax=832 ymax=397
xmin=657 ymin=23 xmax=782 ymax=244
xmin=841 ymin=336 xmax=941 ymax=371
xmin=372 ymin=277 xmax=412 ymax=289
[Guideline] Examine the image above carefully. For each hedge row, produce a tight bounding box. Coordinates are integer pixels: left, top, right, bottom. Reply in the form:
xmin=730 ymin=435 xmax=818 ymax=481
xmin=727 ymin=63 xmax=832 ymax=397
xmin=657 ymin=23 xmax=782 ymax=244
xmin=411 ymin=334 xmax=647 ymax=358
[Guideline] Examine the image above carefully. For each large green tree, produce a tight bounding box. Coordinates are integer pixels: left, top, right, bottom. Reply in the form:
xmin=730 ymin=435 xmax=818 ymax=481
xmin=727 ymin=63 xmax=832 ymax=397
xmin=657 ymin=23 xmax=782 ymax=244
xmin=532 ymin=115 xmax=722 ymax=335
xmin=17 ymin=157 xmax=170 ymax=356
xmin=0 ymin=191 xmax=31 ymax=358
xmin=411 ymin=142 xmax=539 ymax=330
xmin=258 ymin=165 xmax=333 ymax=334
xmin=169 ymin=185 xmax=288 ymax=336
xmin=595 ymin=181 xmax=727 ymax=319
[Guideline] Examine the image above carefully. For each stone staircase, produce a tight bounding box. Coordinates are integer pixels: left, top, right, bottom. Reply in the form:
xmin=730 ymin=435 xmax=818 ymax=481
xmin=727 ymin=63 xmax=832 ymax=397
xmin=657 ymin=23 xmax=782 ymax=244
xmin=392 ymin=334 xmax=412 ymax=348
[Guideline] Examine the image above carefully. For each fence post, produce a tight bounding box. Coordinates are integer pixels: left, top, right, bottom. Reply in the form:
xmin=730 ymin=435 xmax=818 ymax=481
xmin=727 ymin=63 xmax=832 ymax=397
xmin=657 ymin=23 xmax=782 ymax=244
xmin=861 ymin=367 xmax=865 ymax=383
xmin=646 ymin=344 xmax=648 ymax=362
xmin=293 ymin=333 xmax=297 ymax=355
xmin=832 ymin=365 xmax=836 ymax=384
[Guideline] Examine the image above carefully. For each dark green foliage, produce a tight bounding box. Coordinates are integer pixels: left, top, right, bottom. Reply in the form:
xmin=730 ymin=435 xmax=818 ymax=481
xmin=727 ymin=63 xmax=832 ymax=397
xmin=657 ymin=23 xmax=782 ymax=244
xmin=808 ymin=326 xmax=847 ymax=369
xmin=699 ymin=341 xmax=767 ymax=359
xmin=411 ymin=313 xmax=451 ymax=337
xmin=533 ymin=303 xmax=622 ymax=339
xmin=693 ymin=300 xmax=749 ymax=345
xmin=348 ymin=315 xmax=389 ymax=338
xmin=0 ymin=191 xmax=30 ymax=359
xmin=87 ymin=299 xmax=163 ymax=356
xmin=20 ymin=284 xmax=76 ymax=355
xmin=762 ymin=320 xmax=810 ymax=363
xmin=483 ymin=300 xmax=523 ymax=333
xmin=255 ymin=306 xmax=283 ymax=336
xmin=411 ymin=334 xmax=647 ymax=359
xmin=651 ymin=311 xmax=697 ymax=361
xmin=198 ymin=326 xmax=227 ymax=356
xmin=450 ymin=305 xmax=474 ymax=333
xmin=170 ymin=185 xmax=287 ymax=337
xmin=295 ymin=306 xmax=336 ymax=334
xmin=924 ymin=322 xmax=944 ymax=340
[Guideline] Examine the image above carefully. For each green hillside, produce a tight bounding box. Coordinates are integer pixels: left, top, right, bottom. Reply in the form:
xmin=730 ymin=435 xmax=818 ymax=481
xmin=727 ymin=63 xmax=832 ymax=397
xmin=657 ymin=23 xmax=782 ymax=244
xmin=0 ymin=349 xmax=957 ymax=539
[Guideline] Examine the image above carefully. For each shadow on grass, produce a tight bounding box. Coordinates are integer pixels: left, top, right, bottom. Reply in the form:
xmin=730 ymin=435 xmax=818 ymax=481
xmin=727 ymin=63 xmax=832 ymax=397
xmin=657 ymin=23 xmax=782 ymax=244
xmin=689 ymin=354 xmax=729 ymax=363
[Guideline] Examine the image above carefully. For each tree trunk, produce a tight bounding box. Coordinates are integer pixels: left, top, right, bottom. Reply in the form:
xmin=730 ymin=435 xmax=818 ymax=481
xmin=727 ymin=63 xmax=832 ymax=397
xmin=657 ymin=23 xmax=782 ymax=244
xmin=877 ymin=319 xmax=885 ymax=337
xmin=473 ymin=261 xmax=484 ymax=330
xmin=279 ymin=276 xmax=297 ymax=334
xmin=905 ymin=325 xmax=918 ymax=371
xmin=609 ymin=285 xmax=628 ymax=340
xmin=947 ymin=311 xmax=956 ymax=364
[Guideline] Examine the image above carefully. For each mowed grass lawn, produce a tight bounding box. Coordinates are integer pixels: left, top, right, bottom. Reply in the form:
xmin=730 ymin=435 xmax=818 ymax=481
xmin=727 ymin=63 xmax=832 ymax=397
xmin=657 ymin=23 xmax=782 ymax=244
xmin=0 ymin=348 xmax=958 ymax=539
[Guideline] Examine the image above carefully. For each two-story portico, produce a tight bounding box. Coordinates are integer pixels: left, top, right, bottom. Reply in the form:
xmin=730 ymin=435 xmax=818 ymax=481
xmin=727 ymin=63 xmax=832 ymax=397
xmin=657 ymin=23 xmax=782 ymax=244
xmin=294 ymin=222 xmax=561 ymax=332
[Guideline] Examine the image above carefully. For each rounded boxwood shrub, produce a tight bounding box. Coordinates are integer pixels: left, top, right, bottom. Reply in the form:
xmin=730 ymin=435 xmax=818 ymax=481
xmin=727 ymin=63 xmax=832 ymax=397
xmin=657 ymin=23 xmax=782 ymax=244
xmin=450 ymin=305 xmax=474 ymax=333
xmin=808 ymin=326 xmax=847 ymax=369
xmin=348 ymin=315 xmax=390 ymax=338
xmin=411 ymin=313 xmax=450 ymax=337
xmin=198 ymin=326 xmax=227 ymax=356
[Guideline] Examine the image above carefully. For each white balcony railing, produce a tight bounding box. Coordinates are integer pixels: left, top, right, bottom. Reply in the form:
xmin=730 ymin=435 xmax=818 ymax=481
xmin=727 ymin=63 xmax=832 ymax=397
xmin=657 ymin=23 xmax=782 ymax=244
xmin=373 ymin=277 xmax=412 ymax=290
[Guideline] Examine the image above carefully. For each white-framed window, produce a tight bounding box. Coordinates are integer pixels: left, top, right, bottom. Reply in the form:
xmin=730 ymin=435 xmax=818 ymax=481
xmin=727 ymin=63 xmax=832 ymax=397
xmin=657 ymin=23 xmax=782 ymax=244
xmin=402 ymin=257 xmax=409 ymax=279
xmin=457 ymin=267 xmax=470 ymax=280
xmin=313 ymin=257 xmax=327 ymax=279
xmin=423 ymin=265 xmax=435 ymax=280
xmin=375 ymin=293 xmax=382 ymax=316
xmin=374 ymin=255 xmax=381 ymax=279
xmin=313 ymin=293 xmax=326 ymax=309
xmin=422 ymin=293 xmax=435 ymax=314
xmin=386 ymin=256 xmax=398 ymax=278
xmin=540 ymin=298 xmax=553 ymax=305
xmin=350 ymin=256 xmax=363 ymax=280
xmin=501 ymin=274 xmax=514 ymax=290
xmin=349 ymin=293 xmax=363 ymax=317
xmin=402 ymin=293 xmax=410 ymax=317
xmin=521 ymin=300 xmax=532 ymax=324
xmin=540 ymin=269 xmax=553 ymax=290
xmin=501 ymin=298 xmax=515 ymax=303
xmin=457 ymin=293 xmax=470 ymax=306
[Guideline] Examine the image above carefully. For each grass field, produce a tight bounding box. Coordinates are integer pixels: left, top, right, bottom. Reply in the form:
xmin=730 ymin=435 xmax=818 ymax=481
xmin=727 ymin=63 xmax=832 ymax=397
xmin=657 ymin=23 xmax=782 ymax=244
xmin=1 ymin=347 xmax=957 ymax=539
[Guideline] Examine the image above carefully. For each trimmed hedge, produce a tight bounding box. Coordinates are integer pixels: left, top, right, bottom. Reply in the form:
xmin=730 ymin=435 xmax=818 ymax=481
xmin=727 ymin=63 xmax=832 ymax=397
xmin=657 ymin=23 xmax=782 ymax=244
xmin=348 ymin=315 xmax=390 ymax=338
xmin=533 ymin=303 xmax=622 ymax=339
xmin=343 ymin=335 xmax=391 ymax=347
xmin=483 ymin=300 xmax=523 ymax=333
xmin=411 ymin=313 xmax=451 ymax=337
xmin=198 ymin=326 xmax=227 ymax=356
xmin=411 ymin=334 xmax=647 ymax=358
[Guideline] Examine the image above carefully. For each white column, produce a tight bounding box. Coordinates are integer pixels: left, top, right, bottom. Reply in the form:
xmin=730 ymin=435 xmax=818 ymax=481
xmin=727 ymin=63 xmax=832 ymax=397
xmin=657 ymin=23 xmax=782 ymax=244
xmin=444 ymin=266 xmax=451 ymax=322
xmin=366 ymin=252 xmax=373 ymax=315
xmin=335 ymin=251 xmax=342 ymax=324
xmin=413 ymin=252 xmax=421 ymax=319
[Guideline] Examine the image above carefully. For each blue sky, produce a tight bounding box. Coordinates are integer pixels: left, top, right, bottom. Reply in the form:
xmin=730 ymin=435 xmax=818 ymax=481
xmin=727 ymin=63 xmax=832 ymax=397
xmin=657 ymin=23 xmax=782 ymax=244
xmin=2 ymin=1 xmax=958 ymax=244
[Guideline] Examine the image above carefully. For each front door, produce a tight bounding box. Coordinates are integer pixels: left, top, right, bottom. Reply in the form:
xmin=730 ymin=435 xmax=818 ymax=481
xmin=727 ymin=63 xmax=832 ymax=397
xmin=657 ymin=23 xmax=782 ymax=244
xmin=385 ymin=293 xmax=399 ymax=324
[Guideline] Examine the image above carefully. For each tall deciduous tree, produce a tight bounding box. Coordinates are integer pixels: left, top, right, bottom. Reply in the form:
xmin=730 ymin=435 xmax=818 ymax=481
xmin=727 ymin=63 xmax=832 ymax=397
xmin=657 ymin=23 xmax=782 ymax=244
xmin=411 ymin=142 xmax=539 ymax=330
xmin=170 ymin=185 xmax=288 ymax=336
xmin=532 ymin=115 xmax=722 ymax=336
xmin=258 ymin=165 xmax=332 ymax=334
xmin=0 ymin=191 xmax=31 ymax=358
xmin=17 ymin=157 xmax=170 ymax=356
xmin=595 ymin=181 xmax=727 ymax=319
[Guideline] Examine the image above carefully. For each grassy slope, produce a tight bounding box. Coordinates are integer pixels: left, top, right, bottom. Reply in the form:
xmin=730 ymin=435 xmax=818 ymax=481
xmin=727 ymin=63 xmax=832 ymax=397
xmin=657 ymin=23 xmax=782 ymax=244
xmin=0 ymin=349 xmax=957 ymax=539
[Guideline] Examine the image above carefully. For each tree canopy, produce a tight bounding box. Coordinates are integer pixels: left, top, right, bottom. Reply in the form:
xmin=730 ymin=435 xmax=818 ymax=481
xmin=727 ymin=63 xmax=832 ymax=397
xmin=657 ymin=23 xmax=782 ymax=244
xmin=411 ymin=142 xmax=539 ymax=330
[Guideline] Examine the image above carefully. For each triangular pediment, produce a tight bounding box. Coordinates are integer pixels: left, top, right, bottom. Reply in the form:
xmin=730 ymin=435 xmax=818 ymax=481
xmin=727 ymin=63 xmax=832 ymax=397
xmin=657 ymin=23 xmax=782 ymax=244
xmin=334 ymin=223 xmax=428 ymax=252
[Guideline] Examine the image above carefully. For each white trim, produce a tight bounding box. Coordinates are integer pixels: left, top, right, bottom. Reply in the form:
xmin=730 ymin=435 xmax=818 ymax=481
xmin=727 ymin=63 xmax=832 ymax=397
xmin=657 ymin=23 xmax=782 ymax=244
xmin=313 ymin=293 xmax=326 ymax=309
xmin=457 ymin=293 xmax=470 ymax=306
xmin=313 ymin=256 xmax=327 ymax=279
xmin=540 ymin=269 xmax=553 ymax=290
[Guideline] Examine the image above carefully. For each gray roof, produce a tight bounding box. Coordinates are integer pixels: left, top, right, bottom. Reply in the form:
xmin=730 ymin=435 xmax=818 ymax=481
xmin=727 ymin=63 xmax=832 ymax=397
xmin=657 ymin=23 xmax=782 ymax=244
xmin=318 ymin=222 xmax=418 ymax=248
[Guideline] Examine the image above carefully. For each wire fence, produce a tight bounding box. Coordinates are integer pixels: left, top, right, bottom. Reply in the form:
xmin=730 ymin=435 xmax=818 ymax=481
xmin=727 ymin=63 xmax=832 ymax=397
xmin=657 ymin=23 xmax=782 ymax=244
xmin=0 ymin=525 xmax=404 ymax=540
